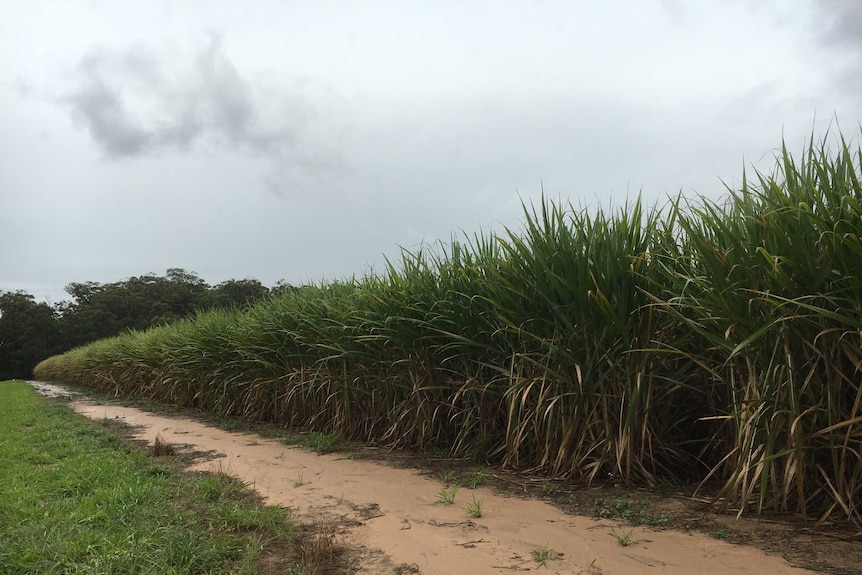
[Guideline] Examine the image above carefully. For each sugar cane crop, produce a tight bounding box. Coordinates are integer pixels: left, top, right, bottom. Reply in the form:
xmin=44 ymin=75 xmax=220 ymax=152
xmin=36 ymin=131 xmax=862 ymax=527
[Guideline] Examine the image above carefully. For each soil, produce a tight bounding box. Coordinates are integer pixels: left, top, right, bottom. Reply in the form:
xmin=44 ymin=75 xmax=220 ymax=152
xmin=29 ymin=382 xmax=862 ymax=575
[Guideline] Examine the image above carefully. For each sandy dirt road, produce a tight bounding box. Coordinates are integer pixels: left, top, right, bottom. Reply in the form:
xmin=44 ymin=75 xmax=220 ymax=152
xmin=32 ymin=383 xmax=819 ymax=575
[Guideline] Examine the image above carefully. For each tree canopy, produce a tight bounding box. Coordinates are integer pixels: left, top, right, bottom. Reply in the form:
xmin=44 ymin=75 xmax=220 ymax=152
xmin=0 ymin=269 xmax=281 ymax=380
xmin=0 ymin=291 xmax=64 ymax=380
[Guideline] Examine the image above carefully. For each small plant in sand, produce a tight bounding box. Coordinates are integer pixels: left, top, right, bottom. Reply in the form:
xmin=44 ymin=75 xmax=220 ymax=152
xmin=465 ymin=495 xmax=483 ymax=518
xmin=437 ymin=485 xmax=458 ymax=504
xmin=609 ymin=526 xmax=649 ymax=547
xmin=293 ymin=473 xmax=305 ymax=488
xmin=531 ymin=543 xmax=561 ymax=568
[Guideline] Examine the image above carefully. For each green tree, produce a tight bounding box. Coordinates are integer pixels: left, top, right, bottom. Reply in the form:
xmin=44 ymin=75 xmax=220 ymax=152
xmin=60 ymin=269 xmax=214 ymax=347
xmin=211 ymin=278 xmax=270 ymax=309
xmin=10 ymin=270 xmax=277 ymax=373
xmin=0 ymin=291 xmax=63 ymax=379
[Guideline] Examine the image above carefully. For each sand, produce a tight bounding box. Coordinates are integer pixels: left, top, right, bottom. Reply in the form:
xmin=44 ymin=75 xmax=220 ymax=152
xmin=58 ymin=394 xmax=819 ymax=575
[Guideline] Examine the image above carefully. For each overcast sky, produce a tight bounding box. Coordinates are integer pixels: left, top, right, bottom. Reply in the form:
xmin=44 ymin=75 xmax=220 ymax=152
xmin=2 ymin=1 xmax=861 ymax=303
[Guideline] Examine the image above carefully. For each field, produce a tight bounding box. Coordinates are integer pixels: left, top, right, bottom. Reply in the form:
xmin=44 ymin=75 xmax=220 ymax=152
xmin=0 ymin=380 xmax=313 ymax=574
xmin=35 ymin=133 xmax=862 ymax=529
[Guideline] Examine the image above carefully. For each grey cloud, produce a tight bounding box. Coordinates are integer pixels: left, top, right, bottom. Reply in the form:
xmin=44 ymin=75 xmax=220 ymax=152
xmin=13 ymin=77 xmax=34 ymax=98
xmin=64 ymin=35 xmax=333 ymax=190
xmin=67 ymin=74 xmax=152 ymax=156
xmin=811 ymin=0 xmax=862 ymax=94
xmin=818 ymin=0 xmax=862 ymax=49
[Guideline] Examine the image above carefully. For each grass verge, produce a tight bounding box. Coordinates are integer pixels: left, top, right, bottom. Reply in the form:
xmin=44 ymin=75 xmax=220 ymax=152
xmin=0 ymin=380 xmax=304 ymax=574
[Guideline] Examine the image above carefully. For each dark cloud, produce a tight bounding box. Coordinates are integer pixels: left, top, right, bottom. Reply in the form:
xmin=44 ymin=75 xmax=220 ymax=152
xmin=818 ymin=0 xmax=862 ymax=49
xmin=811 ymin=0 xmax=862 ymax=94
xmin=64 ymin=35 xmax=334 ymax=189
xmin=67 ymin=72 xmax=152 ymax=156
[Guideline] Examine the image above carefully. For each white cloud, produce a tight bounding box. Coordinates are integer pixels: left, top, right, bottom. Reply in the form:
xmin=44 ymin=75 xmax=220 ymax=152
xmin=1 ymin=0 xmax=860 ymax=303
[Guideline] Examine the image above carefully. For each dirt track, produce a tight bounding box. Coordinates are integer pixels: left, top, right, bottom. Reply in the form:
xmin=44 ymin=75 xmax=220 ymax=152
xmin=31 ymin=382 xmax=823 ymax=575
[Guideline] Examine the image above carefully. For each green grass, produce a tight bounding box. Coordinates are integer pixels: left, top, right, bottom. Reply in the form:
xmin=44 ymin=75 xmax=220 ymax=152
xmin=0 ymin=380 xmax=300 ymax=574
xmin=609 ymin=526 xmax=650 ymax=547
xmin=437 ymin=485 xmax=459 ymax=505
xmin=540 ymin=480 xmax=559 ymax=496
xmin=280 ymin=430 xmax=342 ymax=454
xmin=34 ymin=129 xmax=862 ymax=528
xmin=465 ymin=469 xmax=489 ymax=489
xmin=437 ymin=470 xmax=456 ymax=484
xmin=305 ymin=431 xmax=341 ymax=454
xmin=531 ymin=543 xmax=561 ymax=568
xmin=595 ymin=497 xmax=669 ymax=527
xmin=464 ymin=495 xmax=483 ymax=518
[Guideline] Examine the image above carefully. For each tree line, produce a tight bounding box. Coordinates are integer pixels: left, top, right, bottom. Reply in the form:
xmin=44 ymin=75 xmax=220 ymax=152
xmin=0 ymin=269 xmax=289 ymax=380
